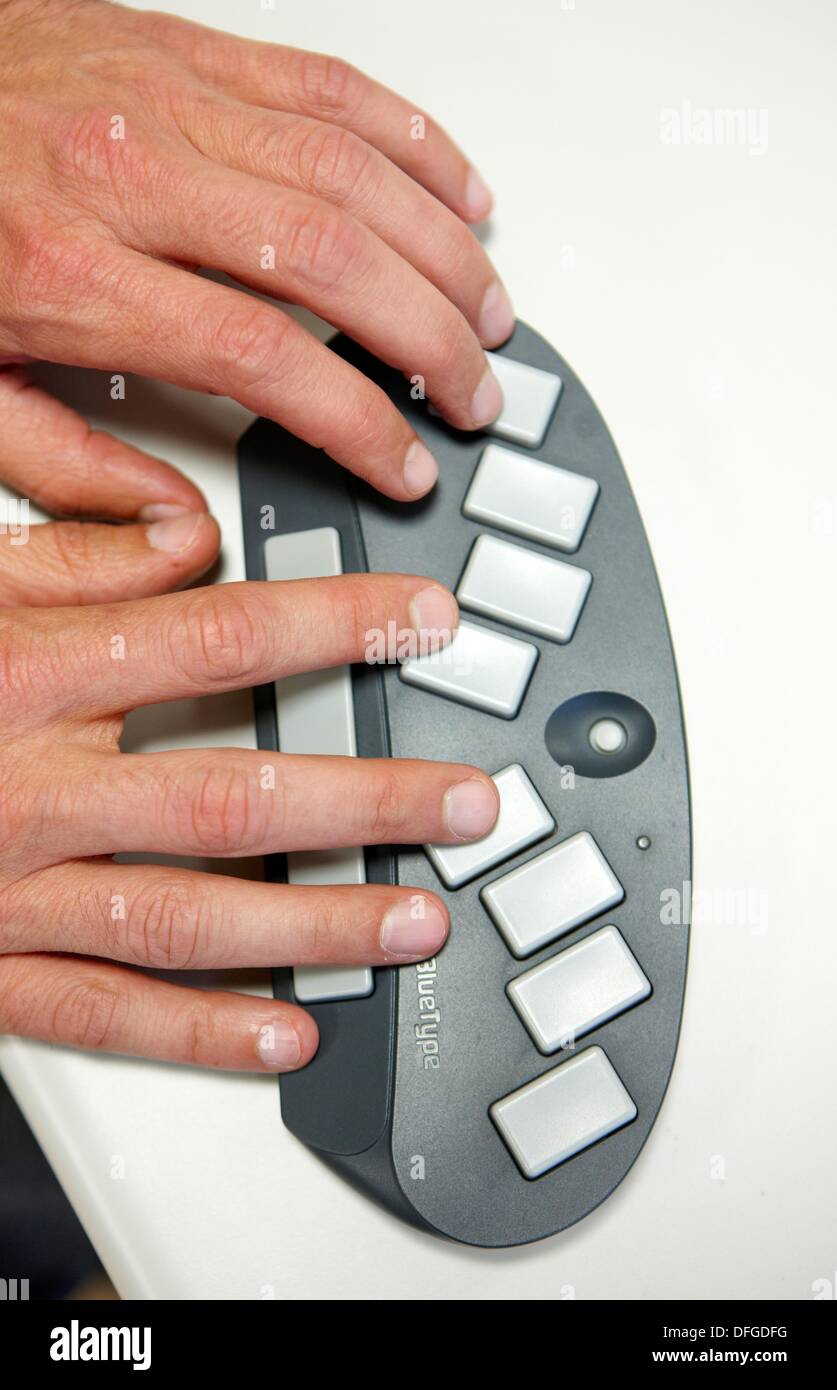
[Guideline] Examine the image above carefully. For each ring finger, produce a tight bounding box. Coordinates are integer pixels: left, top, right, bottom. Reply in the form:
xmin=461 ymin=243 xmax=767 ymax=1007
xmin=3 ymin=862 xmax=449 ymax=969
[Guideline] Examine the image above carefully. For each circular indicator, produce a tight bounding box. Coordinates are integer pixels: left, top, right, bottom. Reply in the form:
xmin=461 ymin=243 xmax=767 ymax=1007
xmin=545 ymin=691 xmax=656 ymax=779
xmin=588 ymin=718 xmax=628 ymax=755
xmin=636 ymin=835 xmax=651 ymax=851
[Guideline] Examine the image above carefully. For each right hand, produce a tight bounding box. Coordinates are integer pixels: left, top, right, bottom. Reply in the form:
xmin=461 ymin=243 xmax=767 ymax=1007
xmin=0 ymin=572 xmax=498 ymax=1070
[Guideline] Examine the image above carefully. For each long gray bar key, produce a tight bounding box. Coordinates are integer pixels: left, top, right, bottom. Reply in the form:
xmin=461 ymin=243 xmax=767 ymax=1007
xmin=264 ymin=527 xmax=373 ymax=1003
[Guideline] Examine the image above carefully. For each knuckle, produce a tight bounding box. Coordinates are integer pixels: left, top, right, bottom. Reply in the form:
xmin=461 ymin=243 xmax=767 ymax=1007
xmin=32 ymin=427 xmax=118 ymax=516
xmin=4 ymin=227 xmax=101 ymax=324
xmin=48 ymin=976 xmax=126 ymax=1051
xmin=432 ymin=311 xmax=471 ymax=385
xmin=297 ymin=898 xmax=342 ymax=962
xmin=290 ymin=123 xmax=378 ymax=204
xmin=47 ymin=103 xmax=177 ymax=203
xmin=368 ymin=769 xmax=407 ymax=839
xmin=279 ymin=202 xmax=368 ymax=294
xmin=172 ymin=587 xmax=274 ymax=687
xmin=51 ymin=104 xmax=117 ymax=183
xmin=176 ymin=763 xmax=268 ymax=855
xmin=180 ymin=998 xmax=221 ymax=1067
xmin=47 ymin=523 xmax=98 ymax=600
xmin=127 ymin=879 xmax=214 ymax=970
xmin=344 ymin=383 xmax=395 ymax=460
xmin=433 ymin=216 xmax=484 ymax=282
xmin=297 ymin=52 xmax=364 ymax=119
xmin=336 ymin=574 xmax=384 ymax=646
xmin=201 ymin=303 xmax=292 ymax=391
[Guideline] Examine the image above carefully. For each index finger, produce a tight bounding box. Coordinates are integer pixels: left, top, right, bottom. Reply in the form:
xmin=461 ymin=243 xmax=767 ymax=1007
xmin=15 ymin=573 xmax=459 ymax=721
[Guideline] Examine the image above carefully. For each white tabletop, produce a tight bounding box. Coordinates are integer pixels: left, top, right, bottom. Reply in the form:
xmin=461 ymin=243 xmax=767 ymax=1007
xmin=2 ymin=0 xmax=835 ymax=1299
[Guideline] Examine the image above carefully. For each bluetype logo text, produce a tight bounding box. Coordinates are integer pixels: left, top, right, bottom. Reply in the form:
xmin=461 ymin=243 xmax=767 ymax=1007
xmin=415 ymin=957 xmax=440 ymax=1069
xmin=50 ymin=1321 xmax=151 ymax=1372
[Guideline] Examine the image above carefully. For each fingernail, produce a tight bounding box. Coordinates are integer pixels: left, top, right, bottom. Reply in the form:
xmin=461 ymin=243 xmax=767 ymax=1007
xmin=463 ymin=166 xmax=494 ymax=222
xmin=257 ymin=1018 xmax=301 ymax=1069
xmin=403 ymin=439 xmax=439 ymax=497
xmin=409 ymin=584 xmax=459 ymax=645
xmin=380 ymin=896 xmax=449 ymax=958
xmin=138 ymin=502 xmax=192 ymax=521
xmin=478 ymin=281 xmax=515 ymax=347
xmin=443 ymin=776 xmax=499 ymax=840
xmin=145 ymin=511 xmax=203 ymax=553
xmin=470 ymin=365 xmax=504 ymax=428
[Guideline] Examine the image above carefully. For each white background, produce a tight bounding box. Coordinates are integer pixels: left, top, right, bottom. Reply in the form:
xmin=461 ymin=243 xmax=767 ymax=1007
xmin=1 ymin=0 xmax=836 ymax=1299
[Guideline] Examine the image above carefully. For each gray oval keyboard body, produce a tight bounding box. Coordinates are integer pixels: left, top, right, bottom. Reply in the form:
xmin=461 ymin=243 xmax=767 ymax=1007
xmin=238 ymin=322 xmax=691 ymax=1247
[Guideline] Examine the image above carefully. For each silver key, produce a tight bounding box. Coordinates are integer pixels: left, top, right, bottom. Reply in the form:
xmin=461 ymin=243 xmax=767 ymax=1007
xmin=463 ymin=443 xmax=598 ymax=553
xmin=490 ymin=1047 xmax=636 ymax=1179
xmin=457 ymin=534 xmax=592 ymax=643
xmin=425 ymin=764 xmax=554 ymax=890
xmin=481 ymin=831 xmax=624 ymax=957
xmin=399 ymin=619 xmax=537 ymax=719
xmin=507 ymin=925 xmax=651 ymax=1053
xmin=484 ymin=352 xmax=563 ymax=448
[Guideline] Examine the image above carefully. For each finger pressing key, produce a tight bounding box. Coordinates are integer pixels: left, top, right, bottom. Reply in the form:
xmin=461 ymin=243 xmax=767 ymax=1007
xmin=32 ymin=751 xmax=500 ymax=864
xmin=18 ymin=572 xmax=461 ymax=722
xmin=4 ymin=864 xmax=451 ymax=969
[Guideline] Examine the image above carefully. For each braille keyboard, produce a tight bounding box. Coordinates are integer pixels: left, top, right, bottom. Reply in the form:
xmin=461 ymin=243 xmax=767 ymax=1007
xmin=238 ymin=321 xmax=691 ymax=1247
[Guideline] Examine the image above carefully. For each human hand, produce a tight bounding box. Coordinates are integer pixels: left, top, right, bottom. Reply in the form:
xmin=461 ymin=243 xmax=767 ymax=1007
xmin=0 ymin=364 xmax=221 ymax=602
xmin=0 ymin=0 xmax=514 ymax=502
xmin=0 ymin=573 xmax=498 ymax=1069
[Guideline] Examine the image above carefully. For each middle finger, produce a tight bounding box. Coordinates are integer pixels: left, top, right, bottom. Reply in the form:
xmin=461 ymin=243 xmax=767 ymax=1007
xmin=47 ymin=748 xmax=500 ymax=861
xmin=21 ymin=573 xmax=460 ymax=723
xmin=127 ymin=163 xmax=504 ymax=432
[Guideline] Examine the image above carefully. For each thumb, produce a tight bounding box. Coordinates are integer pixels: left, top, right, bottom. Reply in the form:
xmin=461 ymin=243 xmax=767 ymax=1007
xmin=0 ymin=513 xmax=220 ymax=606
xmin=0 ymin=365 xmax=207 ymax=519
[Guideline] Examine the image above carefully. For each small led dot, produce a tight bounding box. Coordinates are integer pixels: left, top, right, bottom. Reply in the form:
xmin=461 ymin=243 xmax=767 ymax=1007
xmin=636 ymin=835 xmax=651 ymax=851
xmin=588 ymin=718 xmax=628 ymax=755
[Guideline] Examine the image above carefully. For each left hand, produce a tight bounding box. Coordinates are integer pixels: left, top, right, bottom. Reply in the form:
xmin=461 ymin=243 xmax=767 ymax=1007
xmin=0 ymin=364 xmax=220 ymax=603
xmin=0 ymin=0 xmax=514 ymax=502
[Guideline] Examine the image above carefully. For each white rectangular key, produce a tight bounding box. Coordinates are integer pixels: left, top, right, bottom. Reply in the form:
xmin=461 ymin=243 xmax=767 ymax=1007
xmin=507 ymin=925 xmax=651 ymax=1053
xmin=425 ymin=764 xmax=554 ymax=890
xmin=457 ymin=534 xmax=591 ymax=643
xmin=490 ymin=1047 xmax=636 ymax=1179
xmin=399 ymin=619 xmax=538 ymax=718
xmin=484 ymin=352 xmax=563 ymax=448
xmin=481 ymin=831 xmax=624 ymax=958
xmin=265 ymin=527 xmax=372 ymax=1003
xmin=463 ymin=443 xmax=599 ymax=553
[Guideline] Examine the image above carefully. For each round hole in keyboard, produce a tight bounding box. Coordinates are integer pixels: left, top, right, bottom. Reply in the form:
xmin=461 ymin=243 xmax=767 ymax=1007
xmin=545 ymin=692 xmax=656 ymax=778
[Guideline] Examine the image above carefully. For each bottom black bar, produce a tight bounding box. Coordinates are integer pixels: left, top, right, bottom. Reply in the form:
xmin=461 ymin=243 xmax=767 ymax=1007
xmin=0 ymin=1298 xmax=833 ymax=1374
